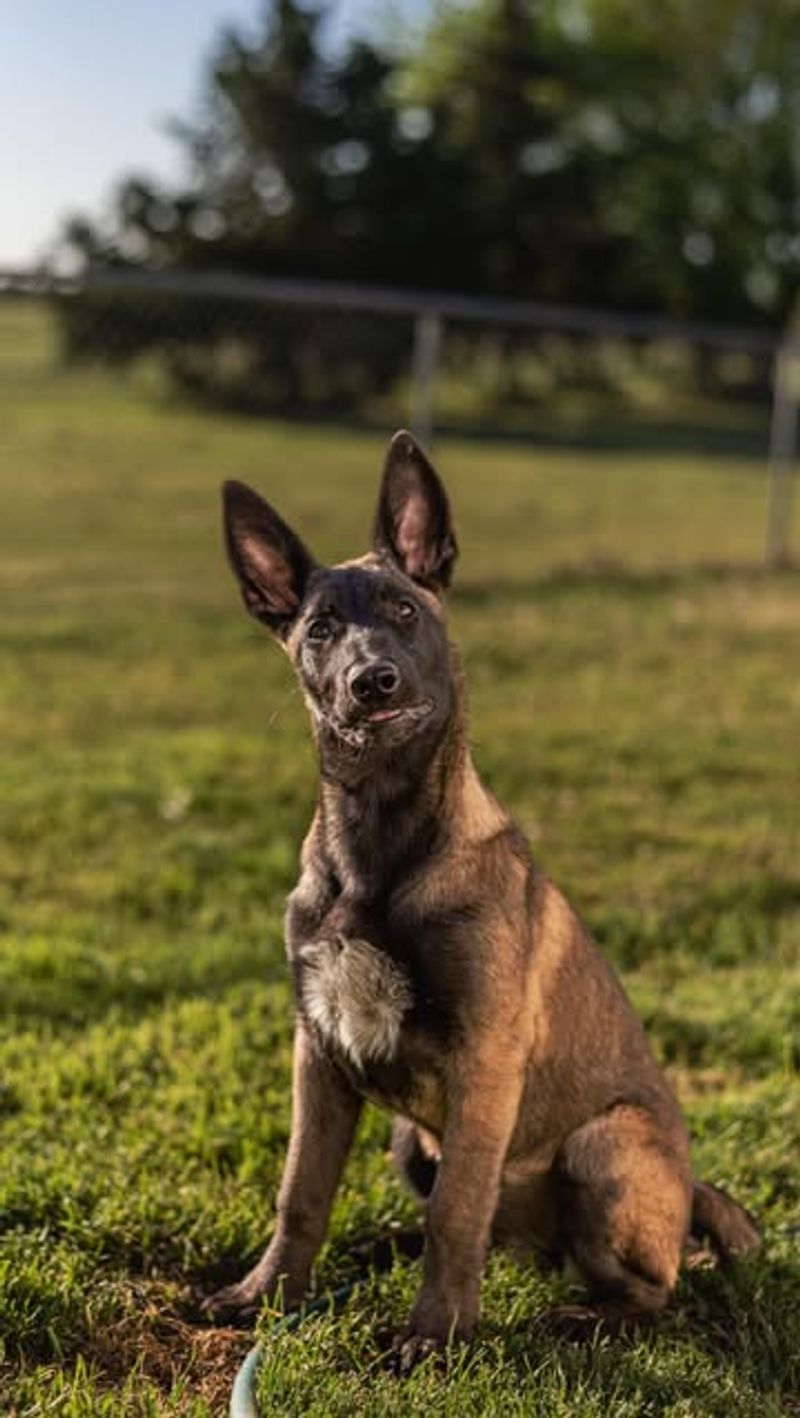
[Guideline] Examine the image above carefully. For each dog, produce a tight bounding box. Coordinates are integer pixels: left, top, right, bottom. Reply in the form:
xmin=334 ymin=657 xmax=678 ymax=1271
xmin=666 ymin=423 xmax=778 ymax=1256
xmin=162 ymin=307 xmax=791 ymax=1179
xmin=206 ymin=430 xmax=760 ymax=1367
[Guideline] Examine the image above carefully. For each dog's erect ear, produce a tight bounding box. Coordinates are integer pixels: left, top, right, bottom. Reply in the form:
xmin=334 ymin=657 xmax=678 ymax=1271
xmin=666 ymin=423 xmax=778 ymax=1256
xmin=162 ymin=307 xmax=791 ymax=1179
xmin=222 ymin=480 xmax=316 ymax=636
xmin=373 ymin=430 xmax=458 ymax=592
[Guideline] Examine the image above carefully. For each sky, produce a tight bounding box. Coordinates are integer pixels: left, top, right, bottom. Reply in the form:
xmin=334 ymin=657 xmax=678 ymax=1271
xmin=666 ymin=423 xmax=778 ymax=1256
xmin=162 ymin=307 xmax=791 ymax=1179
xmin=1 ymin=0 xmax=407 ymax=267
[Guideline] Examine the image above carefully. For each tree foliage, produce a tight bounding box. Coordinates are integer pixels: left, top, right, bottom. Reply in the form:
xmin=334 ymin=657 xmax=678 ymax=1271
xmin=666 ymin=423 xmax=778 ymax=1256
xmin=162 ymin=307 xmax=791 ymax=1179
xmin=58 ymin=0 xmax=800 ymax=410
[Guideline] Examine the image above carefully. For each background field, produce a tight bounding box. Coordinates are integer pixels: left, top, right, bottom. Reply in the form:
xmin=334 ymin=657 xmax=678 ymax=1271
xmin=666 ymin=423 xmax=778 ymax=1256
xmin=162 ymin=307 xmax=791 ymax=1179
xmin=1 ymin=304 xmax=798 ymax=1415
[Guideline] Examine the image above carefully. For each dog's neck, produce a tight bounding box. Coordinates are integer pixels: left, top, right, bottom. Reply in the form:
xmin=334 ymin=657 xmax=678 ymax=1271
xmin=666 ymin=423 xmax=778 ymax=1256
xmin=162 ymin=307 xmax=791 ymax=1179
xmin=314 ymin=668 xmax=486 ymax=903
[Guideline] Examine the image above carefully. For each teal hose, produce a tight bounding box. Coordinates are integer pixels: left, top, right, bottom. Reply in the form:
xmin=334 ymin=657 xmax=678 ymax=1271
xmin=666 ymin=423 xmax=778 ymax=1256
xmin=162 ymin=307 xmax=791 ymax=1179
xmin=229 ymin=1341 xmax=262 ymax=1418
xmin=229 ymin=1285 xmax=356 ymax=1418
xmin=227 ymin=1227 xmax=424 ymax=1415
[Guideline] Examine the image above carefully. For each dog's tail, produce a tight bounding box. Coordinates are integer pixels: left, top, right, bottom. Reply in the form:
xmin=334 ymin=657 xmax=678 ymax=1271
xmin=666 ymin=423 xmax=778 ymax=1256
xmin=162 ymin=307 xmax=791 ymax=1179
xmin=691 ymin=1180 xmax=762 ymax=1262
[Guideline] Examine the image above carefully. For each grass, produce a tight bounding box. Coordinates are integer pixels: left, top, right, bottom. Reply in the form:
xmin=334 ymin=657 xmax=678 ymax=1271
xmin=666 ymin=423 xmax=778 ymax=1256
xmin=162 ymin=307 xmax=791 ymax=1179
xmin=0 ymin=302 xmax=798 ymax=1415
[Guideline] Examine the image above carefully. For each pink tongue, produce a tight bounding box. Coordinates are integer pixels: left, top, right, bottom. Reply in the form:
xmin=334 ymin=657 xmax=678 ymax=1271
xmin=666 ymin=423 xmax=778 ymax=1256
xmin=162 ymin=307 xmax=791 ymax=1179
xmin=368 ymin=708 xmax=402 ymax=722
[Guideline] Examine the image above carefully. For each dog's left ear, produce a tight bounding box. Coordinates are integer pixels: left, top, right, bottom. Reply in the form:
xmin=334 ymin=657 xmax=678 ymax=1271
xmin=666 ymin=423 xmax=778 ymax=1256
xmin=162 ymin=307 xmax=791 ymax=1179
xmin=373 ymin=430 xmax=458 ymax=592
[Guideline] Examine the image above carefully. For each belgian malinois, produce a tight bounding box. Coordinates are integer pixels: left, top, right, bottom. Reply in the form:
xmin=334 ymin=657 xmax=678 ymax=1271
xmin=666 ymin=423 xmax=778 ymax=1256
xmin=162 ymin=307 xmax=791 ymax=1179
xmin=207 ymin=431 xmax=760 ymax=1366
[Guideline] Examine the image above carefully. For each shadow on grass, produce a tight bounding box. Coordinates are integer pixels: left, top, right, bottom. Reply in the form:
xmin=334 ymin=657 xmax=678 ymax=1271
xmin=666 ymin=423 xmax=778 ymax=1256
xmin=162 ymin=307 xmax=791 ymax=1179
xmin=454 ymin=560 xmax=799 ymax=606
xmin=197 ymin=1248 xmax=799 ymax=1411
xmin=429 ymin=414 xmax=771 ymax=460
xmin=480 ymin=1255 xmax=800 ymax=1413
xmin=596 ymin=872 xmax=800 ymax=974
xmin=0 ymin=953 xmax=280 ymax=1032
xmin=180 ymin=398 xmax=771 ymax=461
xmin=185 ymin=1225 xmax=428 ymax=1328
xmin=11 ymin=1256 xmax=794 ymax=1415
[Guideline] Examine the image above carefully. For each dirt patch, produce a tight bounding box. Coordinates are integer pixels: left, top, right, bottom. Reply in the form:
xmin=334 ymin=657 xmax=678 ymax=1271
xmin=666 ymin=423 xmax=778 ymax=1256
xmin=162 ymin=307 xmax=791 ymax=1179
xmin=78 ymin=1282 xmax=251 ymax=1413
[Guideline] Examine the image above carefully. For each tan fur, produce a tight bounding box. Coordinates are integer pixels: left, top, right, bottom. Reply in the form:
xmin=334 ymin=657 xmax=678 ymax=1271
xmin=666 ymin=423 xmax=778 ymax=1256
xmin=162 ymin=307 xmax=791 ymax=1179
xmin=458 ymin=756 xmax=509 ymax=844
xmin=518 ymin=882 xmax=575 ymax=1066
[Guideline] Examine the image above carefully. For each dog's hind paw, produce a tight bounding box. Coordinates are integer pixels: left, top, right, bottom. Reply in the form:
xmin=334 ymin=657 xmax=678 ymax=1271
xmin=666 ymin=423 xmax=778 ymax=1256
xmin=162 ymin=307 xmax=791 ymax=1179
xmin=533 ymin=1301 xmax=657 ymax=1343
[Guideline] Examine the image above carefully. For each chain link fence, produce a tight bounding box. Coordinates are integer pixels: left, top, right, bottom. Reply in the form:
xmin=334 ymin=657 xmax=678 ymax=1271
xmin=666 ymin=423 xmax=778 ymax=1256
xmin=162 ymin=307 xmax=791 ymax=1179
xmin=1 ymin=266 xmax=795 ymax=562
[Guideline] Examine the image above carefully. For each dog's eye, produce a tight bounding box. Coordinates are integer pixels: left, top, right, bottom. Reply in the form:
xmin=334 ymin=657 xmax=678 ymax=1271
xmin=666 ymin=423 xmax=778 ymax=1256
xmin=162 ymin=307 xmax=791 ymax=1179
xmin=307 ymin=618 xmax=334 ymax=642
xmin=396 ymin=599 xmax=417 ymax=621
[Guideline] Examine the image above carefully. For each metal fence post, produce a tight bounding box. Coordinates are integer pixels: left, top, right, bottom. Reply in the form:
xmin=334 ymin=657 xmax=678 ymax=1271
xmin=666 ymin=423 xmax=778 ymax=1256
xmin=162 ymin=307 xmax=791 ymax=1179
xmin=410 ymin=310 xmax=442 ymax=447
xmin=766 ymin=341 xmax=798 ymax=567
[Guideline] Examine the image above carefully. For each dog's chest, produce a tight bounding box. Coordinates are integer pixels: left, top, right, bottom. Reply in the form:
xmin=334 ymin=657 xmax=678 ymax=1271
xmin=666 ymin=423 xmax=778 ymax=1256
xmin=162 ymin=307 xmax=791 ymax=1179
xmin=298 ymin=934 xmax=413 ymax=1070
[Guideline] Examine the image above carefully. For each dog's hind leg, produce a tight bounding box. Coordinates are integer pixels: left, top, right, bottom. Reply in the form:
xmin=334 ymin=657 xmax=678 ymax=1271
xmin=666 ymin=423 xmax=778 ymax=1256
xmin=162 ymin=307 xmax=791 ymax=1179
xmin=545 ymin=1103 xmax=692 ymax=1337
xmin=391 ymin=1117 xmax=439 ymax=1200
xmin=491 ymin=1157 xmax=562 ymax=1269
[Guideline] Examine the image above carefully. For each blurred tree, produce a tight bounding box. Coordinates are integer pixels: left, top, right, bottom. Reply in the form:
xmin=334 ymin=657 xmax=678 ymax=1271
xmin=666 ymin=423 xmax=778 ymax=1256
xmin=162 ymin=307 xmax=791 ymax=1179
xmin=56 ymin=0 xmax=800 ymax=411
xmin=396 ymin=0 xmax=623 ymax=301
xmin=402 ymin=0 xmax=800 ymax=320
xmin=64 ymin=0 xmax=472 ymax=288
xmin=563 ymin=0 xmax=800 ymax=322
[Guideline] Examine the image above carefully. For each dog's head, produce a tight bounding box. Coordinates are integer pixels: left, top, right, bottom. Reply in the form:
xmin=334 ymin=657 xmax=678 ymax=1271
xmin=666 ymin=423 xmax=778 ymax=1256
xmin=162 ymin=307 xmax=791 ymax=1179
xmin=223 ymin=431 xmax=458 ymax=760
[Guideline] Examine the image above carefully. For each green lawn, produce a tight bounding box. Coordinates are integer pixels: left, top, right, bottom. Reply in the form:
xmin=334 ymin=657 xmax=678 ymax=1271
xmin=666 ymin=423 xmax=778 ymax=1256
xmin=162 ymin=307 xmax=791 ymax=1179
xmin=0 ymin=304 xmax=798 ymax=1416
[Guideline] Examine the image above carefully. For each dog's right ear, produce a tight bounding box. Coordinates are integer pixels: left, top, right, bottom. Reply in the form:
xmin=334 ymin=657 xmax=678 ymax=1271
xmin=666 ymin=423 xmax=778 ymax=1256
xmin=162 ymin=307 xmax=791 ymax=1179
xmin=222 ymin=480 xmax=316 ymax=637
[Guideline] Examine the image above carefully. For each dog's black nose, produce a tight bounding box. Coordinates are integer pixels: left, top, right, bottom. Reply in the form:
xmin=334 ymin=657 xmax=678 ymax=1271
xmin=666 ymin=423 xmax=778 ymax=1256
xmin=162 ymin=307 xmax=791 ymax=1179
xmin=349 ymin=661 xmax=401 ymax=706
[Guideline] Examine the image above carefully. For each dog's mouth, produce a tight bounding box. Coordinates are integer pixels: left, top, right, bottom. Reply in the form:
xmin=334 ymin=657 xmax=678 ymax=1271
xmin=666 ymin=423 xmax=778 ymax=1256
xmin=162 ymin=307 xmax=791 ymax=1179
xmin=363 ymin=700 xmax=434 ymax=727
xmin=316 ymin=698 xmax=435 ymax=750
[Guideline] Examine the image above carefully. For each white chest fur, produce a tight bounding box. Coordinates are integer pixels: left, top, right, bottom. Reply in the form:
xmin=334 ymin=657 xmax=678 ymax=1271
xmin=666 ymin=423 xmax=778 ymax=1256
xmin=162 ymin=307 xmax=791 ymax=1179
xmin=300 ymin=935 xmax=412 ymax=1069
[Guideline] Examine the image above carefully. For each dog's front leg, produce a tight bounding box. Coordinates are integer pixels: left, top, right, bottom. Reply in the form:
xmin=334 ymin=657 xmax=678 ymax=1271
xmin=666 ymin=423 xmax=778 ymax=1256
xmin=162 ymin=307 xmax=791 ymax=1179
xmin=205 ymin=1021 xmax=361 ymax=1320
xmin=399 ymin=1042 xmax=524 ymax=1368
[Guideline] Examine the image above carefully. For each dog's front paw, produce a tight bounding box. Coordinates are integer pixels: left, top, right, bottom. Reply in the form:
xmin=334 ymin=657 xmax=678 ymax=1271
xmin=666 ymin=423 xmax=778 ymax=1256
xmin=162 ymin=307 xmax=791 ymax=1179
xmin=201 ymin=1259 xmax=308 ymax=1325
xmin=201 ymin=1277 xmax=265 ymax=1325
xmin=392 ymin=1329 xmax=448 ymax=1377
xmin=391 ymin=1295 xmax=474 ymax=1376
